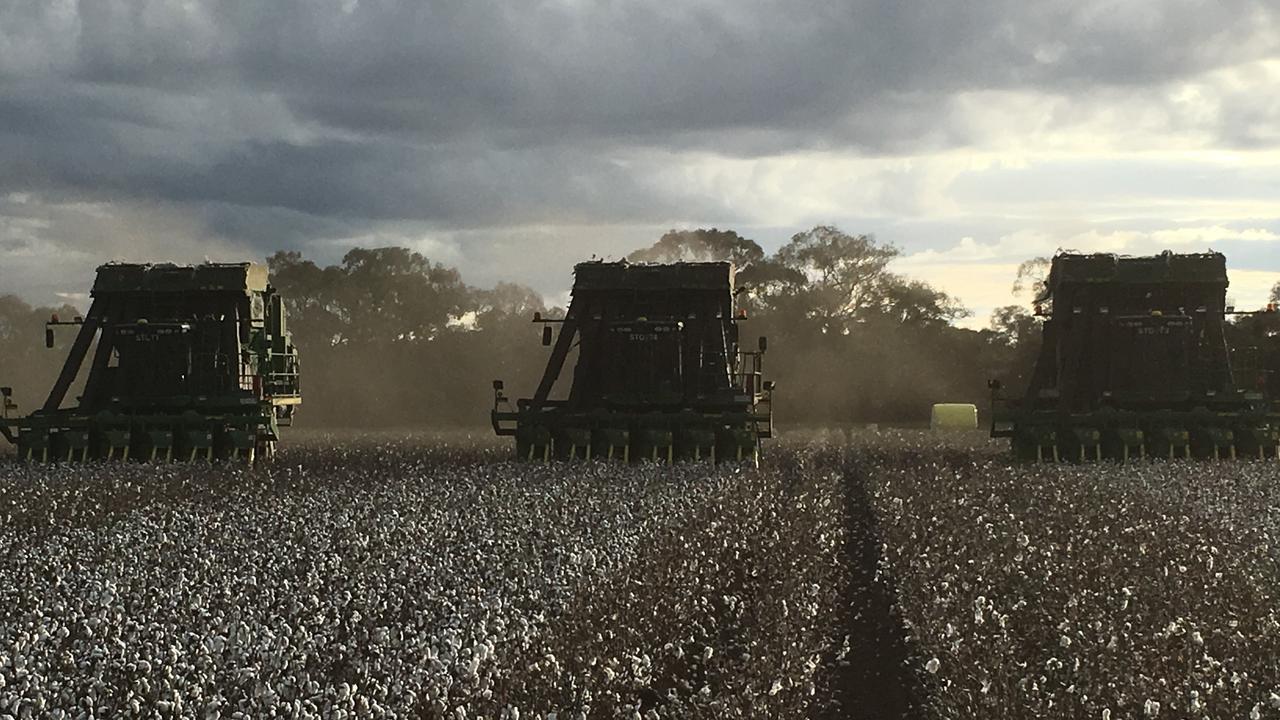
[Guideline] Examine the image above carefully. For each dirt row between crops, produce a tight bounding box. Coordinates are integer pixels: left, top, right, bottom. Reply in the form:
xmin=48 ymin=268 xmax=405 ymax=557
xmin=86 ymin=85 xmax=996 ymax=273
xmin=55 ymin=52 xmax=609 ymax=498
xmin=819 ymin=450 xmax=927 ymax=720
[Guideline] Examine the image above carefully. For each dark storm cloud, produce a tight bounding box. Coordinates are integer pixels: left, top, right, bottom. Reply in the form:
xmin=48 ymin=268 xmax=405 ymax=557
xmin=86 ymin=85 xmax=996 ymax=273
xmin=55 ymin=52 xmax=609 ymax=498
xmin=56 ymin=0 xmax=1277 ymax=145
xmin=7 ymin=2 xmax=1278 ymax=187
xmin=0 ymin=83 xmax=726 ymax=225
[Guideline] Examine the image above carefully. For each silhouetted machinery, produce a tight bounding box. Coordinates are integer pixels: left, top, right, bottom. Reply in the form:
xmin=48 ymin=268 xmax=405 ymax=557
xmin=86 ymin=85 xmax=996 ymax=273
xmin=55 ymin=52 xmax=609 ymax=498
xmin=1 ymin=263 xmax=301 ymax=463
xmin=492 ymin=261 xmax=773 ymax=463
xmin=990 ymin=251 xmax=1279 ymax=461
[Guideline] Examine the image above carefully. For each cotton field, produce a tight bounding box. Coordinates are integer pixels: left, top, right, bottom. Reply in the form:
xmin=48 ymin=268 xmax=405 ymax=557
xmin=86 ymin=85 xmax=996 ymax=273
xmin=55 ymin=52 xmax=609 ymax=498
xmin=0 ymin=431 xmax=1277 ymax=719
xmin=0 ymin=435 xmax=860 ymax=719
xmin=861 ymin=434 xmax=1280 ymax=720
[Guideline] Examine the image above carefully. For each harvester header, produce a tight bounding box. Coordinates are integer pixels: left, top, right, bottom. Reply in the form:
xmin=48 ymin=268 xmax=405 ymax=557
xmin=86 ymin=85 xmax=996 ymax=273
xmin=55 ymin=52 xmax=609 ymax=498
xmin=492 ymin=260 xmax=773 ymax=464
xmin=991 ymin=251 xmax=1279 ymax=461
xmin=1 ymin=262 xmax=301 ymax=463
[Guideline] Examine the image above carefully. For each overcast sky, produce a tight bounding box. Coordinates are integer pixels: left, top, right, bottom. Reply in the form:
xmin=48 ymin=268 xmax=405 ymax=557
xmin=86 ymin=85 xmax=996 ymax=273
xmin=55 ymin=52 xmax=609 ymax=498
xmin=2 ymin=0 xmax=1279 ymax=325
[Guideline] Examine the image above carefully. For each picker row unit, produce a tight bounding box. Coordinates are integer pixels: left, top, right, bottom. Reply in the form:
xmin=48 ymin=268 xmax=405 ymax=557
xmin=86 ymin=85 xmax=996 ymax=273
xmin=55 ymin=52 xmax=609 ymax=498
xmin=492 ymin=260 xmax=773 ymax=464
xmin=1 ymin=263 xmax=301 ymax=464
xmin=990 ymin=251 xmax=1279 ymax=462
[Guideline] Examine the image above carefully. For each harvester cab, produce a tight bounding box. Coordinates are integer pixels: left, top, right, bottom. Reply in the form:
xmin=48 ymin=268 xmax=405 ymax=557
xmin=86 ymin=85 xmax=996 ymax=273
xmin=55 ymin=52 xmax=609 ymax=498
xmin=1 ymin=262 xmax=302 ymax=464
xmin=990 ymin=251 xmax=1279 ymax=462
xmin=492 ymin=260 xmax=773 ymax=464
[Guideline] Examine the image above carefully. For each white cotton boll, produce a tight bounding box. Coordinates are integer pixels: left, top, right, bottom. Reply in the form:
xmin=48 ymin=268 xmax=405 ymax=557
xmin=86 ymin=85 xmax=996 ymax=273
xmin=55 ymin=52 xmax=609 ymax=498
xmin=769 ymin=680 xmax=783 ymax=696
xmin=1250 ymin=703 xmax=1262 ymax=720
xmin=1143 ymin=699 xmax=1159 ymax=717
xmin=925 ymin=658 xmax=940 ymax=674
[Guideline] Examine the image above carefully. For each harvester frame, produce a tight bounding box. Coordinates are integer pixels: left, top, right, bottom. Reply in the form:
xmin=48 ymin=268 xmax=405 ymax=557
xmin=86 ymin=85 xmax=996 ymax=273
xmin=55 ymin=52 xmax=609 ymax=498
xmin=492 ymin=260 xmax=773 ymax=464
xmin=1 ymin=262 xmax=301 ymax=464
xmin=990 ymin=251 xmax=1279 ymax=462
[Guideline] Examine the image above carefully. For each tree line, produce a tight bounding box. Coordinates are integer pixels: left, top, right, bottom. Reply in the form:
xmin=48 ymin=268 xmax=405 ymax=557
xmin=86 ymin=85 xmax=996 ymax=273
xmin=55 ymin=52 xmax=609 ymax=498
xmin=2 ymin=228 xmax=1276 ymax=427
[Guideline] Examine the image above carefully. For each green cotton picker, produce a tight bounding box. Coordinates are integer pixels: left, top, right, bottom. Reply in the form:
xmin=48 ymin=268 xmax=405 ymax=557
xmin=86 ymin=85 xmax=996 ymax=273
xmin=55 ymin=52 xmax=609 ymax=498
xmin=990 ymin=251 xmax=1280 ymax=462
xmin=491 ymin=260 xmax=774 ymax=465
xmin=1 ymin=263 xmax=301 ymax=464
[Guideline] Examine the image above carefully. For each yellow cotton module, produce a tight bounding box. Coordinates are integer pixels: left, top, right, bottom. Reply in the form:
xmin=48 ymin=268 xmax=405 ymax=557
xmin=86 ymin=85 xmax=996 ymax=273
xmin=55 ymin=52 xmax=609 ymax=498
xmin=931 ymin=403 xmax=978 ymax=430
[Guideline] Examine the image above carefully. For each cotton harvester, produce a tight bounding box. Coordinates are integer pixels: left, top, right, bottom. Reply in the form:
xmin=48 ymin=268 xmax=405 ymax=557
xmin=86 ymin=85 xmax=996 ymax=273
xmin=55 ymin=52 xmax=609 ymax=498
xmin=989 ymin=251 xmax=1279 ymax=461
xmin=0 ymin=263 xmax=301 ymax=463
xmin=491 ymin=260 xmax=773 ymax=464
